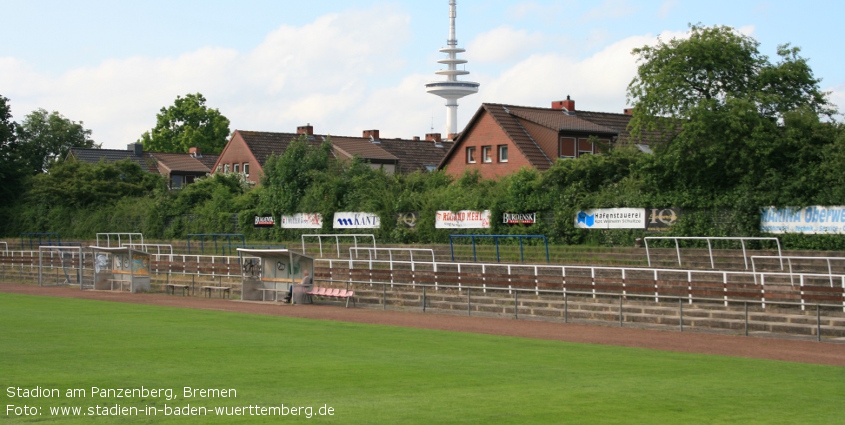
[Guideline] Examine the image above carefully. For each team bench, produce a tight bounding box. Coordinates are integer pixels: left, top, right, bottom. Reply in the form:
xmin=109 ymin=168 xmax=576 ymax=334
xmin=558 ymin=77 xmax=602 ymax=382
xmin=306 ymin=287 xmax=356 ymax=308
xmin=165 ymin=283 xmax=191 ymax=296
xmin=201 ymin=285 xmax=231 ymax=299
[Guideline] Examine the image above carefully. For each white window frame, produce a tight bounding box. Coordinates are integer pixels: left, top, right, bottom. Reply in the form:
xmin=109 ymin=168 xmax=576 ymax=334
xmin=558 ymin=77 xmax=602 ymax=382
xmin=482 ymin=146 xmax=492 ymax=163
xmin=243 ymin=163 xmax=250 ymax=176
xmin=233 ymin=163 xmax=240 ymax=174
xmin=498 ymin=145 xmax=508 ymax=163
xmin=466 ymin=147 xmax=476 ymax=164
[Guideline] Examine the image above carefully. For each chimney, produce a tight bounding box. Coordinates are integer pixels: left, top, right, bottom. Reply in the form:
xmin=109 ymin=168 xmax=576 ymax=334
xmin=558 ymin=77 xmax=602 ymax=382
xmin=189 ymin=147 xmax=201 ymax=157
xmin=362 ymin=129 xmax=380 ymax=139
xmin=623 ymin=108 xmax=634 ymax=115
xmin=552 ymin=95 xmax=575 ymax=112
xmin=412 ymin=136 xmax=420 ymax=141
xmin=127 ymin=143 xmax=143 ymax=157
xmin=448 ymin=133 xmax=459 ymax=141
xmin=297 ymin=123 xmax=314 ymax=135
xmin=425 ymin=133 xmax=442 ymax=143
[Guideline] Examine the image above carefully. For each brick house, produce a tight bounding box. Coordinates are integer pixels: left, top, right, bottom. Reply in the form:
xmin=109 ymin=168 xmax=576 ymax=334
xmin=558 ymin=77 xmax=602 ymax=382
xmin=213 ymin=125 xmax=453 ymax=185
xmin=438 ymin=97 xmax=650 ymax=179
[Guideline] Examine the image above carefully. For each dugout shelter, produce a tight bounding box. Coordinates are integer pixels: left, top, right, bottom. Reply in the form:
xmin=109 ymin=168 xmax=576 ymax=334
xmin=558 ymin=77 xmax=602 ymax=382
xmin=237 ymin=248 xmax=314 ymax=303
xmin=90 ymin=246 xmax=151 ymax=292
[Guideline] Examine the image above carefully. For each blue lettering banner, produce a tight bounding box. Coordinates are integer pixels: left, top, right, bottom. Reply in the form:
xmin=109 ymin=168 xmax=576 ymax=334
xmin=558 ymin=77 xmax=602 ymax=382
xmin=760 ymin=206 xmax=845 ymax=234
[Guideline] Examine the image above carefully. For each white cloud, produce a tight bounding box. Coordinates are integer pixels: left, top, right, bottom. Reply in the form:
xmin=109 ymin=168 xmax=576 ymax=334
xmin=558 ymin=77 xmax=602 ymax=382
xmin=466 ymin=26 xmax=546 ymax=64
xmin=0 ymin=5 xmax=412 ymax=149
xmin=658 ymin=0 xmax=678 ymax=19
xmin=477 ymin=31 xmax=681 ymax=113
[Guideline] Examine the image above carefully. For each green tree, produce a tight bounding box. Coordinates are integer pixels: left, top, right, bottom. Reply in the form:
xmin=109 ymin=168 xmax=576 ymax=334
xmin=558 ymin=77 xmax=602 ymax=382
xmin=259 ymin=135 xmax=332 ymax=215
xmin=28 ymin=158 xmax=164 ymax=208
xmin=139 ymin=93 xmax=231 ymax=154
xmin=0 ymin=95 xmax=27 ymax=203
xmin=626 ymin=24 xmax=837 ymax=201
xmin=16 ymin=108 xmax=98 ymax=174
xmin=627 ymin=24 xmax=833 ymax=137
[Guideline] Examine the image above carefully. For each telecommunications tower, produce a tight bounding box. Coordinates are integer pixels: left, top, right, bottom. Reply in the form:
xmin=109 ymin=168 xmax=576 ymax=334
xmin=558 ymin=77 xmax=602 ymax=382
xmin=425 ymin=0 xmax=479 ymax=140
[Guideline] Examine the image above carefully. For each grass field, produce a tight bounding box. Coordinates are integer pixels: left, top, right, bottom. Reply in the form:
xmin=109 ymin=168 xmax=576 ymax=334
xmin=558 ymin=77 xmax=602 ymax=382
xmin=1 ymin=292 xmax=843 ymax=424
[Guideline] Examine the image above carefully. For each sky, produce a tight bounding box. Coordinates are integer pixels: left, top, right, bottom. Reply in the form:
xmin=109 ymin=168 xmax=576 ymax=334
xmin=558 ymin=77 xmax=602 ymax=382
xmin=2 ymin=0 xmax=844 ymax=150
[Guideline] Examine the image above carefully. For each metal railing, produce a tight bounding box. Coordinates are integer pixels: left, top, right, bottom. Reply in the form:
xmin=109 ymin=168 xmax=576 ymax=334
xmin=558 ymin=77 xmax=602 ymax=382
xmin=348 ymin=247 xmax=435 ymax=271
xmin=3 ymin=249 xmax=844 ymax=313
xmin=123 ymin=243 xmax=174 ymax=258
xmin=96 ymin=233 xmax=144 ymax=248
xmin=644 ymin=236 xmax=783 ymax=269
xmin=301 ymin=234 xmax=376 ymax=258
xmin=316 ymin=279 xmax=841 ymax=342
xmin=751 ymin=255 xmax=845 ymax=288
xmin=318 ymin=257 xmax=845 ymax=311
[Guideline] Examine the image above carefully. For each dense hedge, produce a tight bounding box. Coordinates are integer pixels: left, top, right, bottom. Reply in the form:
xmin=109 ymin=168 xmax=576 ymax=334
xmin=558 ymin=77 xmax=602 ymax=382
xmin=3 ymin=120 xmax=844 ymax=251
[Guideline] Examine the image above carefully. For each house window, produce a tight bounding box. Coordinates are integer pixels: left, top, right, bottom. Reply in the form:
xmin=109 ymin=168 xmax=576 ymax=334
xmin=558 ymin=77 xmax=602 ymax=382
xmin=560 ymin=137 xmax=576 ymax=158
xmin=243 ymin=163 xmax=249 ymax=176
xmin=482 ymin=146 xmax=492 ymax=163
xmin=578 ymin=138 xmax=594 ymax=156
xmin=233 ymin=163 xmax=240 ymax=173
xmin=223 ymin=164 xmax=230 ymax=173
xmin=171 ymin=175 xmax=183 ymax=189
xmin=498 ymin=145 xmax=508 ymax=163
xmin=466 ymin=147 xmax=476 ymax=163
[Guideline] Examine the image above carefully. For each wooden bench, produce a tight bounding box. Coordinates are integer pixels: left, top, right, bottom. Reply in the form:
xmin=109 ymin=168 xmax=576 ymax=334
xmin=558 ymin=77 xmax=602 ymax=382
xmin=165 ymin=283 xmax=191 ymax=296
xmin=256 ymin=287 xmax=289 ymax=302
xmin=201 ymin=285 xmax=230 ymax=299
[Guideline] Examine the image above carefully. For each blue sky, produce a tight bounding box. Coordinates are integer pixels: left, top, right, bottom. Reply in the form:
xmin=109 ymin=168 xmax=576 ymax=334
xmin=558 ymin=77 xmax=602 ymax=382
xmin=2 ymin=0 xmax=843 ymax=150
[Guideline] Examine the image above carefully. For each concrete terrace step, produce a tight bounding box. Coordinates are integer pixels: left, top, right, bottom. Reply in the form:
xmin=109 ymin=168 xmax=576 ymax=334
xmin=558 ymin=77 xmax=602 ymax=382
xmin=346 ymin=285 xmax=845 ymax=339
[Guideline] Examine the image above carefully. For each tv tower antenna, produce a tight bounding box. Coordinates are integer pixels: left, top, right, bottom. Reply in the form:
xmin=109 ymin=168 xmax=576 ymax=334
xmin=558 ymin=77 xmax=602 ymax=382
xmin=425 ymin=0 xmax=479 ymax=140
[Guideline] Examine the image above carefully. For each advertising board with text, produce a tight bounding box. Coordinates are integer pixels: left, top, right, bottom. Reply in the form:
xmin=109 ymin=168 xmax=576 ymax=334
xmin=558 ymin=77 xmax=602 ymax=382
xmin=761 ymin=206 xmax=845 ymax=234
xmin=333 ymin=212 xmax=380 ymax=229
xmin=575 ymin=208 xmax=646 ymax=229
xmin=280 ymin=213 xmax=323 ymax=229
xmin=435 ymin=210 xmax=491 ymax=229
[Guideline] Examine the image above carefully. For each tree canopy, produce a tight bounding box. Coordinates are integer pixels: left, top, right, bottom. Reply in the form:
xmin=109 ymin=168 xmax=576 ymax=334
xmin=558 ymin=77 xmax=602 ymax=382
xmin=139 ymin=93 xmax=231 ymax=154
xmin=626 ymin=24 xmax=840 ymax=204
xmin=16 ymin=108 xmax=97 ymax=174
xmin=627 ymin=24 xmax=833 ymax=137
xmin=0 ymin=95 xmax=26 ymax=203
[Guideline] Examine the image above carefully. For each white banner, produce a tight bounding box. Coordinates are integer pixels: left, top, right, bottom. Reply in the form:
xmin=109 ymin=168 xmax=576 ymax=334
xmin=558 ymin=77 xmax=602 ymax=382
xmin=761 ymin=206 xmax=845 ymax=234
xmin=435 ymin=210 xmax=491 ymax=229
xmin=280 ymin=213 xmax=323 ymax=229
xmin=333 ymin=212 xmax=380 ymax=229
xmin=575 ymin=208 xmax=646 ymax=229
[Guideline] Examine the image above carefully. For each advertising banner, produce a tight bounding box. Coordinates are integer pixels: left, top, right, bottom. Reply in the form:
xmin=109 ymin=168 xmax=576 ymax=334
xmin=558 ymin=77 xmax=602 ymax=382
xmin=280 ymin=213 xmax=323 ymax=229
xmin=646 ymin=208 xmax=681 ymax=231
xmin=503 ymin=212 xmax=536 ymax=225
xmin=760 ymin=206 xmax=845 ymax=234
xmin=575 ymin=208 xmax=646 ymax=229
xmin=254 ymin=215 xmax=275 ymax=228
xmin=396 ymin=212 xmax=419 ymax=228
xmin=333 ymin=212 xmax=381 ymax=229
xmin=435 ymin=210 xmax=491 ymax=229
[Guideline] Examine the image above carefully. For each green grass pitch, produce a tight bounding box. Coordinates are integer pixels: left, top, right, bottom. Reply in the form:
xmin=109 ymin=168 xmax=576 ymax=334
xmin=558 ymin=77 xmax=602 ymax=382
xmin=1 ymin=292 xmax=843 ymax=424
